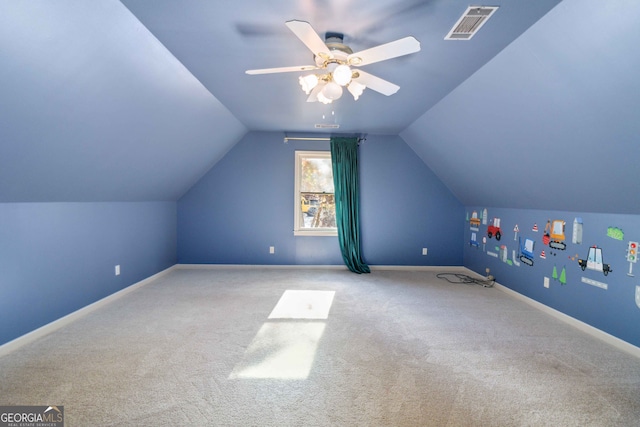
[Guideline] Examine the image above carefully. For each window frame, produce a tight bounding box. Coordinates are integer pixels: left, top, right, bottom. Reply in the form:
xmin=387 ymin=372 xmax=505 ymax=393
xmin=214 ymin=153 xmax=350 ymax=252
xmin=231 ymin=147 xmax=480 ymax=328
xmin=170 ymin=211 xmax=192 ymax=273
xmin=293 ymin=150 xmax=338 ymax=237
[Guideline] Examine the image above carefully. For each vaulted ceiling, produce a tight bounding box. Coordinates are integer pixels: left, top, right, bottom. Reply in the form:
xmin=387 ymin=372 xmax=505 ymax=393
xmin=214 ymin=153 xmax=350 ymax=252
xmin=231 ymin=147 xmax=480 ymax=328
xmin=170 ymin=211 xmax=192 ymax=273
xmin=1 ymin=0 xmax=638 ymax=213
xmin=120 ymin=0 xmax=560 ymax=134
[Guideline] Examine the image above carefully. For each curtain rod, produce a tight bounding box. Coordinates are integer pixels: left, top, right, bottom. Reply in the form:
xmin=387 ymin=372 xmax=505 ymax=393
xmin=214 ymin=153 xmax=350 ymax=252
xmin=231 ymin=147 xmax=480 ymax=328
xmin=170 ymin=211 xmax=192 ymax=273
xmin=284 ymin=137 xmax=329 ymax=142
xmin=283 ymin=136 xmax=366 ymax=143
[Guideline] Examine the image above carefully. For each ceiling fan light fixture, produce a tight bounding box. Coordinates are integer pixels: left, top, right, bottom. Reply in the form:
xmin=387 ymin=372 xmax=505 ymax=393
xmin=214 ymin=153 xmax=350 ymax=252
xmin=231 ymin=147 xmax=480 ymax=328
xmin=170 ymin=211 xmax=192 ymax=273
xmin=333 ymin=64 xmax=352 ymax=86
xmin=317 ymin=91 xmax=333 ymax=104
xmin=347 ymin=80 xmax=366 ymax=100
xmin=321 ymin=81 xmax=343 ymax=101
xmin=246 ymin=21 xmax=421 ymax=104
xmin=299 ymin=74 xmax=319 ymax=94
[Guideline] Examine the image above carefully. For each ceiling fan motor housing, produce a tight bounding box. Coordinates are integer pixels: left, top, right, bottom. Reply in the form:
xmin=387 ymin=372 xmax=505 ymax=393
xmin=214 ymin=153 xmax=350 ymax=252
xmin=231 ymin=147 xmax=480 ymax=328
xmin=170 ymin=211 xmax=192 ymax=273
xmin=314 ymin=32 xmax=353 ymax=68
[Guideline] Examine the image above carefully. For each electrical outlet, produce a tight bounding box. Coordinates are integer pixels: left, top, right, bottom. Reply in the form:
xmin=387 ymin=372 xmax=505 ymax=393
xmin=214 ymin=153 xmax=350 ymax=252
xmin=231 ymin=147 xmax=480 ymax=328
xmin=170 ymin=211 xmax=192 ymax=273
xmin=115 ymin=265 xmax=120 ymax=276
xmin=544 ymin=277 xmax=550 ymax=288
xmin=269 ymin=246 xmax=275 ymax=254
xmin=422 ymin=248 xmax=428 ymax=255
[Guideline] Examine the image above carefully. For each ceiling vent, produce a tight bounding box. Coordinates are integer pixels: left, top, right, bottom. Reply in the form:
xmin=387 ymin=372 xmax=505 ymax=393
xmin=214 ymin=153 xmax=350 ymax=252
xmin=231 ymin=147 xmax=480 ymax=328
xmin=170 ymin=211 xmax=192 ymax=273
xmin=315 ymin=124 xmax=340 ymax=129
xmin=445 ymin=6 xmax=499 ymax=40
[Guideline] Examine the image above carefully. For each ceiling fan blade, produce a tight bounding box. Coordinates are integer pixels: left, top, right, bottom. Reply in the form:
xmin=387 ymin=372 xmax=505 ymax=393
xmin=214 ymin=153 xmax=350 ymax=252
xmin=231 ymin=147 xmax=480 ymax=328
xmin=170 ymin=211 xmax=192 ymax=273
xmin=348 ymin=36 xmax=420 ymax=66
xmin=306 ymin=83 xmax=325 ymax=102
xmin=353 ymin=70 xmax=400 ymax=96
xmin=246 ymin=65 xmax=319 ymax=75
xmin=285 ymin=20 xmax=331 ymax=58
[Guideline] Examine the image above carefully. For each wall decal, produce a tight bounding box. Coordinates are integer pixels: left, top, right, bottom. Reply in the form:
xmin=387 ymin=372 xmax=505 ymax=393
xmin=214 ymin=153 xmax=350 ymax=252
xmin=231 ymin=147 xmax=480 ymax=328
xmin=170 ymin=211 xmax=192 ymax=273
xmin=626 ymin=241 xmax=638 ymax=276
xmin=482 ymin=209 xmax=488 ymax=225
xmin=518 ymin=237 xmax=535 ymax=266
xmin=499 ymin=245 xmax=507 ymax=262
xmin=581 ymin=277 xmax=608 ymax=290
xmin=487 ymin=217 xmax=502 ymax=240
xmin=498 ymin=245 xmax=513 ymax=265
xmin=636 ymin=286 xmax=640 ymax=309
xmin=572 ymin=217 xmax=583 ymax=244
xmin=540 ymin=250 xmax=546 ymax=259
xmin=543 ymin=219 xmax=567 ymax=251
xmin=470 ymin=211 xmax=480 ymax=231
xmin=542 ymin=221 xmax=550 ymax=245
xmin=482 ymin=236 xmax=487 ymax=252
xmin=607 ymin=226 xmax=625 ymax=240
xmin=532 ymin=223 xmax=539 ymax=232
xmin=513 ymin=224 xmax=519 ymax=241
xmin=577 ymin=246 xmax=612 ymax=276
xmin=512 ymin=249 xmax=521 ymax=267
xmin=552 ymin=265 xmax=567 ymax=285
xmin=487 ymin=251 xmax=498 ymax=258
xmin=470 ymin=232 xmax=479 ymax=248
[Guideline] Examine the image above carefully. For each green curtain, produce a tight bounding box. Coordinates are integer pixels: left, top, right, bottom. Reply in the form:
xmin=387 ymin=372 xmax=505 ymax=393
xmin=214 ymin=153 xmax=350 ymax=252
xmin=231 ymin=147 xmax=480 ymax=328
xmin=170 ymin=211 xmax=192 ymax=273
xmin=330 ymin=137 xmax=370 ymax=274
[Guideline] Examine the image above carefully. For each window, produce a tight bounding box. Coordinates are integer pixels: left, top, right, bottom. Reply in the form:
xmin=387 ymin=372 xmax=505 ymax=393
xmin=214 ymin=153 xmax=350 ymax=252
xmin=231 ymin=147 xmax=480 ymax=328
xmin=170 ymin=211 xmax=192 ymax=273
xmin=294 ymin=151 xmax=337 ymax=236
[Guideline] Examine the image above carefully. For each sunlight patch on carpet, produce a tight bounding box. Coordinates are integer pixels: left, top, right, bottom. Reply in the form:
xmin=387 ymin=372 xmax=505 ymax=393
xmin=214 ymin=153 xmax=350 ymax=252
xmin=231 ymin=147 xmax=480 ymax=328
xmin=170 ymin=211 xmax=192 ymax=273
xmin=229 ymin=289 xmax=334 ymax=380
xmin=268 ymin=290 xmax=335 ymax=319
xmin=229 ymin=322 xmax=326 ymax=379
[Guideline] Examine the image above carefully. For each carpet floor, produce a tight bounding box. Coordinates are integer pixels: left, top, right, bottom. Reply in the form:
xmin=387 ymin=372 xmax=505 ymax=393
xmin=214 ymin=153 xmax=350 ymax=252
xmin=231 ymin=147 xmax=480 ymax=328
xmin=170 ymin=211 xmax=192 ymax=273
xmin=1 ymin=267 xmax=639 ymax=426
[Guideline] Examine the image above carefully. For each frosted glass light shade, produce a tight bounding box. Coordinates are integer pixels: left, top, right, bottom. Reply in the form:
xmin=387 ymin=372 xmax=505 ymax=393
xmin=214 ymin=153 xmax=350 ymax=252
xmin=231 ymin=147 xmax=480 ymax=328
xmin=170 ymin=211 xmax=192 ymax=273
xmin=298 ymin=74 xmax=319 ymax=94
xmin=332 ymin=64 xmax=352 ymax=86
xmin=317 ymin=91 xmax=333 ymax=104
xmin=347 ymin=80 xmax=366 ymax=100
xmin=321 ymin=81 xmax=343 ymax=100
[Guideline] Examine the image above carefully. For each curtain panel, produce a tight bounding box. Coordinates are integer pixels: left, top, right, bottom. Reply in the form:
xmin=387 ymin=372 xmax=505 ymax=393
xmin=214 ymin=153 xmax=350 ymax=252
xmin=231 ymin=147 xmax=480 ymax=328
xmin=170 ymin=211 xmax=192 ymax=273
xmin=330 ymin=137 xmax=370 ymax=274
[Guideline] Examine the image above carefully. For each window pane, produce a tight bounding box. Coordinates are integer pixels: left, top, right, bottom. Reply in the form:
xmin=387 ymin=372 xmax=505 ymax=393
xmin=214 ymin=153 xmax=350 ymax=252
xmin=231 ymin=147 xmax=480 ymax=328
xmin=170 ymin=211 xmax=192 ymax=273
xmin=301 ymin=192 xmax=336 ymax=228
xmin=301 ymin=158 xmax=334 ymax=193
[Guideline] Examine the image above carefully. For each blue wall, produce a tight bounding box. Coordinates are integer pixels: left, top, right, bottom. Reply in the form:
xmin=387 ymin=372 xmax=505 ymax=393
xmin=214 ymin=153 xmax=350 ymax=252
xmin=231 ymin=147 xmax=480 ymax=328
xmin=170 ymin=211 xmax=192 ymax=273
xmin=464 ymin=206 xmax=640 ymax=348
xmin=178 ymin=132 xmax=464 ymax=266
xmin=0 ymin=202 xmax=177 ymax=346
xmin=360 ymin=135 xmax=463 ymax=266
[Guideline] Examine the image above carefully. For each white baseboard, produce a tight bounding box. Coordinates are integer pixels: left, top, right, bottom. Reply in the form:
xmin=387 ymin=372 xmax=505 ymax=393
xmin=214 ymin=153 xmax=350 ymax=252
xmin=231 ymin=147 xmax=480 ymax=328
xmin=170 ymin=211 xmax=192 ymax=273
xmin=461 ymin=267 xmax=640 ymax=359
xmin=175 ymin=263 xmax=469 ymax=272
xmin=174 ymin=263 xmax=348 ymax=270
xmin=0 ymin=265 xmax=177 ymax=358
xmin=370 ymin=265 xmax=470 ymax=272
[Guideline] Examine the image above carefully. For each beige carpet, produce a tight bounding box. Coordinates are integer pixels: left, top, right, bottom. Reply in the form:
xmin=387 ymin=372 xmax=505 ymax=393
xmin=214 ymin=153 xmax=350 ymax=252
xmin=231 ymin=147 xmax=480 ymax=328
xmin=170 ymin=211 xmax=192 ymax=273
xmin=1 ymin=267 xmax=640 ymax=426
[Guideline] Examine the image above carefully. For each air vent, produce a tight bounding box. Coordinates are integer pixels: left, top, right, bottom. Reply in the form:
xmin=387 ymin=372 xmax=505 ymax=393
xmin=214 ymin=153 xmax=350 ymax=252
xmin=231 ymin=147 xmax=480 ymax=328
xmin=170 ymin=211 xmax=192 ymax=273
xmin=445 ymin=6 xmax=498 ymax=40
xmin=315 ymin=124 xmax=340 ymax=129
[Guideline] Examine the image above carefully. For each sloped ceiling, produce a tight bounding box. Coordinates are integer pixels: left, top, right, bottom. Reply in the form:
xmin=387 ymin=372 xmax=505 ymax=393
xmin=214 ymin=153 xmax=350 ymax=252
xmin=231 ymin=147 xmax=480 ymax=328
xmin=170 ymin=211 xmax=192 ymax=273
xmin=2 ymin=0 xmax=636 ymax=213
xmin=0 ymin=1 xmax=246 ymax=202
xmin=402 ymin=0 xmax=640 ymax=214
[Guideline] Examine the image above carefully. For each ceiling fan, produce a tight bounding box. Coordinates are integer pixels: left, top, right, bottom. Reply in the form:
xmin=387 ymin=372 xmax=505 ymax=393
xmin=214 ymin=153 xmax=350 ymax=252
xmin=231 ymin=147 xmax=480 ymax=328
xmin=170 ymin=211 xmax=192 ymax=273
xmin=245 ymin=20 xmax=421 ymax=104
